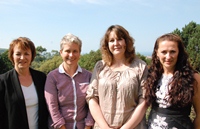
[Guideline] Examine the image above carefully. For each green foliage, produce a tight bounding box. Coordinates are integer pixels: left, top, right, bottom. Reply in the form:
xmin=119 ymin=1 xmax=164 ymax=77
xmin=187 ymin=31 xmax=200 ymax=71
xmin=79 ymin=49 xmax=102 ymax=71
xmin=35 ymin=55 xmax=62 ymax=74
xmin=181 ymin=21 xmax=197 ymax=47
xmin=136 ymin=53 xmax=151 ymax=65
xmin=0 ymin=48 xmax=7 ymax=54
xmin=173 ymin=21 xmax=200 ymax=72
xmin=0 ymin=50 xmax=13 ymax=74
xmin=34 ymin=46 xmax=47 ymax=62
xmin=32 ymin=47 xmax=60 ymax=70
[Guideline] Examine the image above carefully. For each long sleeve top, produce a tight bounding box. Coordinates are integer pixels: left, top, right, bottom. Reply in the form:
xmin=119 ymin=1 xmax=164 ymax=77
xmin=0 ymin=68 xmax=49 ymax=129
xmin=45 ymin=64 xmax=94 ymax=129
xmin=86 ymin=59 xmax=148 ymax=129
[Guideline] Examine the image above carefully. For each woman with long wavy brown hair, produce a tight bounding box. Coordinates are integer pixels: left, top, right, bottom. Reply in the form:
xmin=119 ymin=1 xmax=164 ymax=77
xmin=144 ymin=33 xmax=200 ymax=129
xmin=86 ymin=25 xmax=148 ymax=129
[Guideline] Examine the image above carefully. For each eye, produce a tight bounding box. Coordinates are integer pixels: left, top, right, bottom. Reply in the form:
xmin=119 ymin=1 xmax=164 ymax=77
xmin=161 ymin=51 xmax=167 ymax=54
xmin=109 ymin=39 xmax=115 ymax=43
xmin=73 ymin=50 xmax=79 ymax=53
xmin=64 ymin=50 xmax=70 ymax=53
xmin=15 ymin=52 xmax=21 ymax=56
xmin=170 ymin=50 xmax=176 ymax=54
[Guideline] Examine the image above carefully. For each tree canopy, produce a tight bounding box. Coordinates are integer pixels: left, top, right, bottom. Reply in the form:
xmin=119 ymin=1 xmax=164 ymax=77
xmin=173 ymin=21 xmax=200 ymax=72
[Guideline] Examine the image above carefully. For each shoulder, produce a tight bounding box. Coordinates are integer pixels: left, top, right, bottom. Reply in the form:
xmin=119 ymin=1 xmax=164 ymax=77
xmin=30 ymin=68 xmax=46 ymax=77
xmin=130 ymin=58 xmax=148 ymax=77
xmin=194 ymin=73 xmax=200 ymax=86
xmin=30 ymin=68 xmax=46 ymax=75
xmin=131 ymin=58 xmax=147 ymax=70
xmin=95 ymin=60 xmax=105 ymax=68
xmin=194 ymin=72 xmax=200 ymax=79
xmin=0 ymin=69 xmax=16 ymax=80
xmin=47 ymin=68 xmax=59 ymax=76
xmin=81 ymin=68 xmax=92 ymax=75
xmin=133 ymin=58 xmax=147 ymax=65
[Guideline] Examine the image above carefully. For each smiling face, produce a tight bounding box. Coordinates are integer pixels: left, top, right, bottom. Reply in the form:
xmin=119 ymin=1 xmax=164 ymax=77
xmin=13 ymin=45 xmax=32 ymax=70
xmin=156 ymin=40 xmax=179 ymax=74
xmin=108 ymin=31 xmax=126 ymax=58
xmin=60 ymin=42 xmax=80 ymax=67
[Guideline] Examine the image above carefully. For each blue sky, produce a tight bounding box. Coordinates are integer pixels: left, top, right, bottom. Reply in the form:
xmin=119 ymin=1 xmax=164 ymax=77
xmin=0 ymin=0 xmax=200 ymax=55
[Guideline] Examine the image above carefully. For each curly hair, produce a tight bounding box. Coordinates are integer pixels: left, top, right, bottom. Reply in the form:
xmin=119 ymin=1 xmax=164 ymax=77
xmin=100 ymin=25 xmax=136 ymax=66
xmin=144 ymin=33 xmax=195 ymax=108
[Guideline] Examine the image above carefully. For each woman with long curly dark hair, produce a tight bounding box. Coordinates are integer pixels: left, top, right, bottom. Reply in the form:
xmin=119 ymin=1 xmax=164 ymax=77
xmin=144 ymin=33 xmax=200 ymax=129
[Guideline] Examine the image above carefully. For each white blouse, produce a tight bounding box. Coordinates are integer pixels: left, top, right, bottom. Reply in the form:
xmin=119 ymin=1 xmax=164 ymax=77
xmin=21 ymin=82 xmax=38 ymax=129
xmin=155 ymin=74 xmax=173 ymax=108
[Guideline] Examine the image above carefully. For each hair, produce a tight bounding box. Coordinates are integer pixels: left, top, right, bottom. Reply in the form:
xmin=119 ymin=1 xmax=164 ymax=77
xmin=100 ymin=25 xmax=136 ymax=66
xmin=60 ymin=33 xmax=82 ymax=52
xmin=144 ymin=33 xmax=195 ymax=108
xmin=8 ymin=37 xmax=36 ymax=64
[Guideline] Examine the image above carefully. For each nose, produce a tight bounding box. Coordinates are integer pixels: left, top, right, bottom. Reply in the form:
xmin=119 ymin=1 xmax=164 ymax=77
xmin=69 ymin=52 xmax=73 ymax=57
xmin=166 ymin=53 xmax=171 ymax=59
xmin=20 ymin=55 xmax=25 ymax=59
xmin=113 ymin=39 xmax=119 ymax=45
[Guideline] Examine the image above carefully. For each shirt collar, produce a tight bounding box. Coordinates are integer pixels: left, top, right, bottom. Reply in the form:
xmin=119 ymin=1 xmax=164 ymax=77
xmin=58 ymin=63 xmax=82 ymax=74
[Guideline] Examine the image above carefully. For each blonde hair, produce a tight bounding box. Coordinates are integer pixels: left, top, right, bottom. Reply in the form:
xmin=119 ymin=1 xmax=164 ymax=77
xmin=60 ymin=33 xmax=82 ymax=52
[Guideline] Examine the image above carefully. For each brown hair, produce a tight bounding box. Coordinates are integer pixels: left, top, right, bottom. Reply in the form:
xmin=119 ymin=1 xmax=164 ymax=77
xmin=144 ymin=33 xmax=195 ymax=107
xmin=100 ymin=25 xmax=136 ymax=66
xmin=8 ymin=37 xmax=36 ymax=64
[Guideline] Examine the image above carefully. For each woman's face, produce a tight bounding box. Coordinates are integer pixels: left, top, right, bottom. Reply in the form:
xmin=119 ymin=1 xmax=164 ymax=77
xmin=108 ymin=31 xmax=126 ymax=58
xmin=60 ymin=43 xmax=80 ymax=67
xmin=13 ymin=45 xmax=32 ymax=70
xmin=156 ymin=40 xmax=179 ymax=73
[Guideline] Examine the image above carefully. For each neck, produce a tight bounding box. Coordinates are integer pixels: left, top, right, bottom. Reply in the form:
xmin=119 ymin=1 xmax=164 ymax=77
xmin=111 ymin=58 xmax=129 ymax=71
xmin=15 ymin=67 xmax=30 ymax=76
xmin=63 ymin=63 xmax=78 ymax=77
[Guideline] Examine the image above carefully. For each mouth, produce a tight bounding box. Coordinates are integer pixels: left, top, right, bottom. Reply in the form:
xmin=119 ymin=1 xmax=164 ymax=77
xmin=165 ymin=61 xmax=172 ymax=64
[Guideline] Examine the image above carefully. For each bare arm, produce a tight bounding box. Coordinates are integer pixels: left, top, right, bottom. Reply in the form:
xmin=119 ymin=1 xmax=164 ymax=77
xmin=193 ymin=73 xmax=200 ymax=129
xmin=120 ymin=100 xmax=148 ymax=129
xmin=88 ymin=98 xmax=112 ymax=129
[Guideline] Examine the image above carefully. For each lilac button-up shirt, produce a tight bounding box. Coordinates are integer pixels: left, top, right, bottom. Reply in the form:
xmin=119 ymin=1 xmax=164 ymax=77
xmin=45 ymin=64 xmax=94 ymax=129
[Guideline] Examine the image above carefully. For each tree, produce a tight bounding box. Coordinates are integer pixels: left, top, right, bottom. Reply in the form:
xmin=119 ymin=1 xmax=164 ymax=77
xmin=136 ymin=53 xmax=151 ymax=65
xmin=181 ymin=21 xmax=197 ymax=47
xmin=173 ymin=21 xmax=200 ymax=72
xmin=186 ymin=26 xmax=200 ymax=72
xmin=0 ymin=50 xmax=13 ymax=74
xmin=79 ymin=49 xmax=102 ymax=71
xmin=36 ymin=55 xmax=62 ymax=74
xmin=34 ymin=46 xmax=47 ymax=62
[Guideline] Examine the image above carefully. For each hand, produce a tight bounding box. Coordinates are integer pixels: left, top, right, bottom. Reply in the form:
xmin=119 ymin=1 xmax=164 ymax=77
xmin=84 ymin=126 xmax=92 ymax=129
xmin=59 ymin=125 xmax=66 ymax=129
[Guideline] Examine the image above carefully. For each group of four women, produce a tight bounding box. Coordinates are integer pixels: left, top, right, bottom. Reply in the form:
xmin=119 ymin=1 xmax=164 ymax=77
xmin=0 ymin=24 xmax=199 ymax=129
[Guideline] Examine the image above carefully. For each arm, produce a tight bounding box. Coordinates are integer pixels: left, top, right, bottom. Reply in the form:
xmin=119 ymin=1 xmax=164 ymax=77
xmin=44 ymin=72 xmax=66 ymax=129
xmin=84 ymin=106 xmax=94 ymax=129
xmin=120 ymin=99 xmax=147 ymax=129
xmin=193 ymin=73 xmax=200 ymax=129
xmin=86 ymin=61 xmax=112 ymax=129
xmin=0 ymin=77 xmax=6 ymax=129
xmin=88 ymin=98 xmax=112 ymax=129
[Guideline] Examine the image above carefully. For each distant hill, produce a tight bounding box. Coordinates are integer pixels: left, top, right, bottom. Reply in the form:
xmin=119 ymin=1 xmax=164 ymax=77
xmin=0 ymin=48 xmax=7 ymax=54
